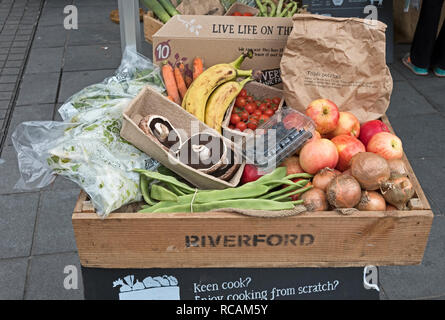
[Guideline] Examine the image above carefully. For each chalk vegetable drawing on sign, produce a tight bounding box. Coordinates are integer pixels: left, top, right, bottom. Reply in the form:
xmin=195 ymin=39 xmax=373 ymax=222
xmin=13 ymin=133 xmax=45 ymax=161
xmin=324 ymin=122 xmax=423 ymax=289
xmin=177 ymin=16 xmax=203 ymax=36
xmin=113 ymin=274 xmax=180 ymax=300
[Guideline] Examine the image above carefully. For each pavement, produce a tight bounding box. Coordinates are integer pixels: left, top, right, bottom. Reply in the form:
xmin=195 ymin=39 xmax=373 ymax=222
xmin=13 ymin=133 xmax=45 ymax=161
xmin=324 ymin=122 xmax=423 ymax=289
xmin=0 ymin=0 xmax=444 ymax=300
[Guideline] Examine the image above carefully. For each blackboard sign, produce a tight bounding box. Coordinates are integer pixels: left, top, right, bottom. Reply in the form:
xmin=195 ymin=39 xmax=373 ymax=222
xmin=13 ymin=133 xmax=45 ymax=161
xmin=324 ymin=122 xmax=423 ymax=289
xmin=82 ymin=267 xmax=379 ymax=300
xmin=302 ymin=0 xmax=394 ymax=63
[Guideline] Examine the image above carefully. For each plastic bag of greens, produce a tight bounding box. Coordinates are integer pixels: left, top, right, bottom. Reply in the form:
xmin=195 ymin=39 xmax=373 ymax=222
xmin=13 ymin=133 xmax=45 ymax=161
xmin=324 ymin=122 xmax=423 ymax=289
xmin=12 ymin=49 xmax=163 ymax=217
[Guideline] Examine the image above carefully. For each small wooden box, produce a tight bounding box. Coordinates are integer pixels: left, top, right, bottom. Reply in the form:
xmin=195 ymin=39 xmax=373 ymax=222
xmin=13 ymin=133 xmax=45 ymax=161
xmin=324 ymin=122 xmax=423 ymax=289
xmin=72 ymin=115 xmax=433 ymax=269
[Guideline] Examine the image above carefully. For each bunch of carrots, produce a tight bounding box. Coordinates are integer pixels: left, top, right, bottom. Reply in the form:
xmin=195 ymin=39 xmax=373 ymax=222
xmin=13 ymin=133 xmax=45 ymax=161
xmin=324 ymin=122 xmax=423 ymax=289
xmin=161 ymin=57 xmax=204 ymax=105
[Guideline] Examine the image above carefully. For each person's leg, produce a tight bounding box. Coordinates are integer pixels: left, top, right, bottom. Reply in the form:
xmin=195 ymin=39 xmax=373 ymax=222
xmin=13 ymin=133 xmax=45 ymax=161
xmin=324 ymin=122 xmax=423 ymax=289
xmin=432 ymin=2 xmax=445 ymax=76
xmin=410 ymin=0 xmax=444 ymax=68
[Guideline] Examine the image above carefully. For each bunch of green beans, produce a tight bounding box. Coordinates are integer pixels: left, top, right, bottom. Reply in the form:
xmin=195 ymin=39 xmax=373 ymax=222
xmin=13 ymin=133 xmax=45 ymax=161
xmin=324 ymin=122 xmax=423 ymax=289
xmin=255 ymin=0 xmax=306 ymax=17
xmin=134 ymin=167 xmax=313 ymax=213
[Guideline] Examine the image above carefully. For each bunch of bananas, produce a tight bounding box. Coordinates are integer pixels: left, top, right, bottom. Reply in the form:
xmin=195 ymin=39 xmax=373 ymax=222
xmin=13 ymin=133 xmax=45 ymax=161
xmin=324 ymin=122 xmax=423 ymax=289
xmin=182 ymin=51 xmax=254 ymax=133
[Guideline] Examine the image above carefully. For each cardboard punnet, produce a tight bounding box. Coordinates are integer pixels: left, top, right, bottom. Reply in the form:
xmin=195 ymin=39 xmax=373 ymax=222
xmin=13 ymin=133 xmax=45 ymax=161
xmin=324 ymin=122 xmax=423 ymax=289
xmin=224 ymin=3 xmax=259 ymax=16
xmin=120 ymin=86 xmax=245 ymax=190
xmin=152 ymin=15 xmax=293 ymax=87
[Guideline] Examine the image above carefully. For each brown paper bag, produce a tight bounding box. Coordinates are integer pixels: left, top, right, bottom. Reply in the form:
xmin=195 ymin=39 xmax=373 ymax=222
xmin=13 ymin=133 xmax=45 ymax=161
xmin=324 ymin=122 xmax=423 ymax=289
xmin=281 ymin=14 xmax=393 ymax=123
xmin=176 ymin=0 xmax=225 ymax=16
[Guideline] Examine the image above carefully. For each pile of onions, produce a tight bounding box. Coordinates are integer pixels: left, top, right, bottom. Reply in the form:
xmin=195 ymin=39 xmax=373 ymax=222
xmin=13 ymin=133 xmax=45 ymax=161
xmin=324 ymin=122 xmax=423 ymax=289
xmin=381 ymin=175 xmax=415 ymax=210
xmin=350 ymin=152 xmax=390 ymax=190
xmin=387 ymin=159 xmax=408 ymax=178
xmin=356 ymin=191 xmax=386 ymax=211
xmin=312 ymin=168 xmax=341 ymax=192
xmin=301 ymin=188 xmax=329 ymax=212
xmin=326 ymin=175 xmax=362 ymax=208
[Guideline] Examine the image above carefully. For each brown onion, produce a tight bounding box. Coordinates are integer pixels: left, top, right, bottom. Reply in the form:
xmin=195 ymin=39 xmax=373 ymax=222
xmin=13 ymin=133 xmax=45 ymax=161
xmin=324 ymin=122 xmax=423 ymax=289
xmin=326 ymin=175 xmax=362 ymax=208
xmin=380 ymin=175 xmax=415 ymax=210
xmin=350 ymin=152 xmax=390 ymax=190
xmin=386 ymin=204 xmax=398 ymax=211
xmin=341 ymin=168 xmax=353 ymax=176
xmin=312 ymin=168 xmax=341 ymax=192
xmin=387 ymin=159 xmax=408 ymax=178
xmin=301 ymin=188 xmax=329 ymax=212
xmin=356 ymin=191 xmax=386 ymax=211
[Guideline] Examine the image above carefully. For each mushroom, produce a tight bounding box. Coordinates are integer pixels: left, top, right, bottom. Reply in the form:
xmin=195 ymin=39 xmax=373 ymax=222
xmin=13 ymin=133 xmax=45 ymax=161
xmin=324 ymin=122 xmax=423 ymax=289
xmin=139 ymin=115 xmax=182 ymax=152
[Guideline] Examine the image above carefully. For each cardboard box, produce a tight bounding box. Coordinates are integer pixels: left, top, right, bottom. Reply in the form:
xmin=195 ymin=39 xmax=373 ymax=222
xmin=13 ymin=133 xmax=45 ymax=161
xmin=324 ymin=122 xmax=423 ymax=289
xmin=120 ymin=86 xmax=245 ymax=190
xmin=152 ymin=15 xmax=293 ymax=87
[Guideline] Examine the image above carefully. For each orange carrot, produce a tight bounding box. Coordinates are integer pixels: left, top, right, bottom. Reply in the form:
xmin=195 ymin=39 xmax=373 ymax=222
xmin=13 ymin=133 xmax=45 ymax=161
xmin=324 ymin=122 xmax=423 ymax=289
xmin=161 ymin=63 xmax=181 ymax=105
xmin=167 ymin=95 xmax=175 ymax=102
xmin=178 ymin=62 xmax=186 ymax=78
xmin=185 ymin=75 xmax=193 ymax=88
xmin=174 ymin=65 xmax=188 ymax=100
xmin=193 ymin=57 xmax=204 ymax=80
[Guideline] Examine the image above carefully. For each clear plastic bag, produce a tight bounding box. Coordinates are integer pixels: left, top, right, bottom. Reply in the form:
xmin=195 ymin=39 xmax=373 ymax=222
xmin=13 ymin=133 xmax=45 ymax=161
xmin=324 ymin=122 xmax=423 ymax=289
xmin=12 ymin=49 xmax=163 ymax=217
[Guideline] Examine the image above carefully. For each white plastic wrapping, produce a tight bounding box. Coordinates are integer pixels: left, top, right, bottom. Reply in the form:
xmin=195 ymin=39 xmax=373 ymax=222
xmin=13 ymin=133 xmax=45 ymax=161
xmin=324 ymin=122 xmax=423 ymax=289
xmin=12 ymin=49 xmax=163 ymax=217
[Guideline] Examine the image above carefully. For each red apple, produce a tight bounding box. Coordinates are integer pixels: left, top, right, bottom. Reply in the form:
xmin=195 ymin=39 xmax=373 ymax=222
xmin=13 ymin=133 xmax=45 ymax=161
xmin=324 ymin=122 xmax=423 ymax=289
xmin=331 ymin=135 xmax=366 ymax=172
xmin=359 ymin=120 xmax=390 ymax=147
xmin=299 ymin=138 xmax=339 ymax=174
xmin=305 ymin=99 xmax=340 ymax=134
xmin=330 ymin=112 xmax=360 ymax=138
xmin=367 ymin=132 xmax=404 ymax=160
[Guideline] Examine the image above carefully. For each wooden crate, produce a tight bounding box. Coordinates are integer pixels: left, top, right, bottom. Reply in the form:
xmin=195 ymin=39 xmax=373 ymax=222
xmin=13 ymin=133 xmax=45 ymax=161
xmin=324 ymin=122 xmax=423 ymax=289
xmin=72 ymin=115 xmax=433 ymax=269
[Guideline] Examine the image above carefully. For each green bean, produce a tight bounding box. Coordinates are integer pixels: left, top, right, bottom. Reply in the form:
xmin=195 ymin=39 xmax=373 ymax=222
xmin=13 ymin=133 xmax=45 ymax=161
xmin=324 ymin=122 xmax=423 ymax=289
xmin=140 ymin=175 xmax=156 ymax=206
xmin=166 ymin=183 xmax=187 ymax=196
xmin=276 ymin=0 xmax=284 ymax=16
xmin=287 ymin=2 xmax=298 ymax=17
xmin=151 ymin=184 xmax=178 ymax=202
xmin=139 ymin=200 xmax=178 ymax=213
xmin=284 ymin=173 xmax=313 ymax=180
xmin=260 ymin=180 xmax=310 ymax=199
xmin=255 ymin=0 xmax=267 ymax=17
xmin=270 ymin=185 xmax=313 ymax=202
xmin=152 ymin=199 xmax=296 ymax=213
xmin=134 ymin=169 xmax=196 ymax=193
xmin=263 ymin=0 xmax=276 ymax=17
xmin=177 ymin=184 xmax=269 ymax=204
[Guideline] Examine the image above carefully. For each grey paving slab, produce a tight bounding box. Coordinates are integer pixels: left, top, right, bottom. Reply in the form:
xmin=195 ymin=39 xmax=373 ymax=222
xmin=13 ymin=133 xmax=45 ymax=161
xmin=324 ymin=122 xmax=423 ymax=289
xmin=0 ymin=74 xmax=18 ymax=83
xmin=25 ymin=252 xmax=84 ymax=300
xmin=3 ymin=59 xmax=21 ymax=68
xmin=58 ymin=69 xmax=114 ymax=103
xmin=387 ymin=113 xmax=445 ymax=160
xmin=409 ymin=157 xmax=445 ymax=216
xmin=0 ymin=83 xmax=15 ymax=91
xmin=64 ymin=44 xmax=121 ymax=72
xmin=0 ymin=108 xmax=7 ymax=119
xmin=0 ymin=190 xmax=39 ymax=259
xmin=32 ymin=189 xmax=80 ymax=255
xmin=35 ymin=6 xmax=64 ymax=27
xmin=5 ymin=103 xmax=54 ymax=145
xmin=44 ymin=0 xmax=74 ymax=8
xmin=67 ymin=23 xmax=121 ymax=46
xmin=33 ymin=25 xmax=68 ymax=48
xmin=408 ymin=77 xmax=445 ymax=114
xmin=0 ymin=91 xmax=12 ymax=100
xmin=0 ymin=100 xmax=10 ymax=109
xmin=24 ymin=47 xmax=64 ymax=74
xmin=380 ymin=216 xmax=445 ymax=299
xmin=51 ymin=176 xmax=81 ymax=192
xmin=16 ymin=72 xmax=59 ymax=106
xmin=0 ymin=257 xmax=28 ymax=300
xmin=386 ymin=81 xmax=437 ymax=119
xmin=77 ymin=5 xmax=119 ymax=25
xmin=74 ymin=0 xmax=117 ymax=7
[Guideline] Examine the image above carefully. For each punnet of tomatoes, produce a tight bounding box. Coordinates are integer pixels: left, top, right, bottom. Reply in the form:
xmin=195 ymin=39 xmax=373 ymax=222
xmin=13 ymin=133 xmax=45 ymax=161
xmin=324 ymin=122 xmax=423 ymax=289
xmin=228 ymin=88 xmax=281 ymax=133
xmin=231 ymin=11 xmax=255 ymax=16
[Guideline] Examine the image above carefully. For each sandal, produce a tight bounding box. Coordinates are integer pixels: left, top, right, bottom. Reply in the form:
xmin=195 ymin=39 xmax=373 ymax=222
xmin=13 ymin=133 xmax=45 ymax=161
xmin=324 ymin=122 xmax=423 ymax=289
xmin=402 ymin=53 xmax=429 ymax=76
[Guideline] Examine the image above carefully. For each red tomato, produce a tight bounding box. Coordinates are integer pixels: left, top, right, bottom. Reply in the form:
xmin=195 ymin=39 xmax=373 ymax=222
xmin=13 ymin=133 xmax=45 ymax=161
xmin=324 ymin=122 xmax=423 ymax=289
xmin=229 ymin=124 xmax=235 ymax=130
xmin=239 ymin=110 xmax=249 ymax=121
xmin=253 ymin=110 xmax=262 ymax=118
xmin=246 ymin=96 xmax=254 ymax=103
xmin=236 ymin=121 xmax=247 ymax=132
xmin=271 ymin=104 xmax=279 ymax=111
xmin=265 ymin=98 xmax=272 ymax=104
xmin=272 ymin=97 xmax=281 ymax=105
xmin=258 ymin=103 xmax=268 ymax=113
xmin=247 ymin=118 xmax=258 ymax=130
xmin=245 ymin=102 xmax=257 ymax=114
xmin=238 ymin=89 xmax=247 ymax=98
xmin=243 ymin=12 xmax=254 ymax=16
xmin=235 ymin=97 xmax=246 ymax=108
xmin=259 ymin=114 xmax=270 ymax=124
xmin=230 ymin=114 xmax=241 ymax=125
xmin=264 ymin=108 xmax=275 ymax=117
xmin=232 ymin=11 xmax=242 ymax=16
